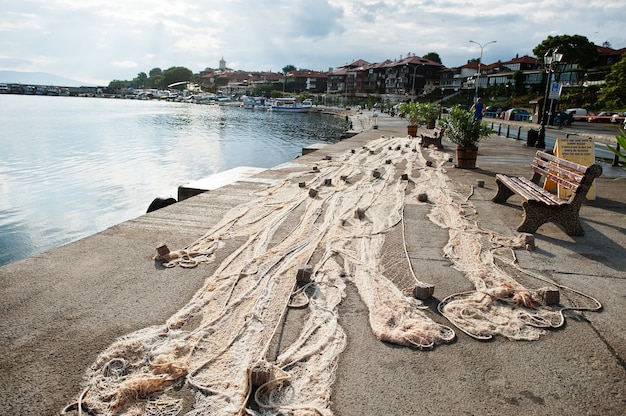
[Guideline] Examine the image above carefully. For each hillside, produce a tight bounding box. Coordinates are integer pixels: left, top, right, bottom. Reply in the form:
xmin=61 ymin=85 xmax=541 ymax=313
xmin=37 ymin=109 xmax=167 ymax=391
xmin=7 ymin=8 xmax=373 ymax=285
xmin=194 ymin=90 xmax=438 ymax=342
xmin=0 ymin=71 xmax=96 ymax=87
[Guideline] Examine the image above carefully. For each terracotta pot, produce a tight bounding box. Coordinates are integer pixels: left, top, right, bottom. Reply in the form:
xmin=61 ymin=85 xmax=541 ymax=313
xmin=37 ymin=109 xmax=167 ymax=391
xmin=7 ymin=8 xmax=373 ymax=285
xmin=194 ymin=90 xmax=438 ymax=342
xmin=407 ymin=125 xmax=418 ymax=137
xmin=456 ymin=146 xmax=478 ymax=169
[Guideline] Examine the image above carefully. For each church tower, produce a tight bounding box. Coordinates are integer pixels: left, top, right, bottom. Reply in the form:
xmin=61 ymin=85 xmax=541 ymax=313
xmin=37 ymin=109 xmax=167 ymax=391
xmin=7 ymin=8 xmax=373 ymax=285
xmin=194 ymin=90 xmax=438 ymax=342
xmin=219 ymin=56 xmax=226 ymax=70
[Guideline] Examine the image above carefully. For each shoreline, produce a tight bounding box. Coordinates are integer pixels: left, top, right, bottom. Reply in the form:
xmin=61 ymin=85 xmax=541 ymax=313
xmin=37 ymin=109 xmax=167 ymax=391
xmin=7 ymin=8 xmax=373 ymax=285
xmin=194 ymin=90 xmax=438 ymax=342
xmin=1 ymin=113 xmax=624 ymax=415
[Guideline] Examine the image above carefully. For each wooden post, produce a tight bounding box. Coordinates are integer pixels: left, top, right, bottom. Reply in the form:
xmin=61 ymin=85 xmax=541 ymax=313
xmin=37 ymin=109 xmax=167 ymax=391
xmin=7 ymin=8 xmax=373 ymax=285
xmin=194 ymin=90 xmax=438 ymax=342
xmin=413 ymin=282 xmax=435 ymax=300
xmin=521 ymin=233 xmax=535 ymax=251
xmin=296 ymin=265 xmax=313 ymax=284
xmin=537 ymin=287 xmax=559 ymax=306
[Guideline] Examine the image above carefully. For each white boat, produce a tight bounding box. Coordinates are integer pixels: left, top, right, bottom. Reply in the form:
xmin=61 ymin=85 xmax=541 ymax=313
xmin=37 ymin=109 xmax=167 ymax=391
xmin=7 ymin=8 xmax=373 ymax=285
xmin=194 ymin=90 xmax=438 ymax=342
xmin=243 ymin=96 xmax=268 ymax=110
xmin=270 ymin=98 xmax=310 ymax=113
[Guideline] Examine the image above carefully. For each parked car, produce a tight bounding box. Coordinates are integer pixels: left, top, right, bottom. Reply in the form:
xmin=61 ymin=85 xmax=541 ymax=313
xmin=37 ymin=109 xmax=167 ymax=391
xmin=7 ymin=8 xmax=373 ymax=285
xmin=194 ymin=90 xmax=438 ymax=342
xmin=485 ymin=106 xmax=503 ymax=119
xmin=553 ymin=111 xmax=573 ymax=126
xmin=588 ymin=111 xmax=617 ymax=123
xmin=565 ymin=108 xmax=588 ymax=122
xmin=565 ymin=108 xmax=588 ymax=116
xmin=610 ymin=112 xmax=626 ymax=124
xmin=504 ymin=108 xmax=531 ymax=121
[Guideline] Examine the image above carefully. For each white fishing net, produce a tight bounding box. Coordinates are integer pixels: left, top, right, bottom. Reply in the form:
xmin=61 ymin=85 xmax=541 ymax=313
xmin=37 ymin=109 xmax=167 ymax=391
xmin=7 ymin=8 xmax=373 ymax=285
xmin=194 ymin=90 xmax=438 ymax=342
xmin=66 ymin=134 xmax=599 ymax=415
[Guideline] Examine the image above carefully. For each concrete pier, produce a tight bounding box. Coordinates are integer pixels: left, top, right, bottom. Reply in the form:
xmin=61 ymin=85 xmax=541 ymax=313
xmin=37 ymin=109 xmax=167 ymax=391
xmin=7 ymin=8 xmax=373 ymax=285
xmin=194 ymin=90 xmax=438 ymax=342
xmin=1 ymin=113 xmax=624 ymax=415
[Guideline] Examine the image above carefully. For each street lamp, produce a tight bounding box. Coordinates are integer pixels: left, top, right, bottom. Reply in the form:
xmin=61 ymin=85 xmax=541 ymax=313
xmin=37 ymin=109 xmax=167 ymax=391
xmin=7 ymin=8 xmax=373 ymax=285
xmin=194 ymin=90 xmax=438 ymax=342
xmin=537 ymin=48 xmax=564 ymax=148
xmin=469 ymin=40 xmax=497 ymax=101
xmin=407 ymin=63 xmax=426 ymax=98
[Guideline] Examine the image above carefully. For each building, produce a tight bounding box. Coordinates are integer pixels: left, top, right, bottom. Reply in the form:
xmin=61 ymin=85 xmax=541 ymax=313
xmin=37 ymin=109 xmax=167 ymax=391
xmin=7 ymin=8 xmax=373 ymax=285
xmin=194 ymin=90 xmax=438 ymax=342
xmin=198 ymin=46 xmax=624 ymax=102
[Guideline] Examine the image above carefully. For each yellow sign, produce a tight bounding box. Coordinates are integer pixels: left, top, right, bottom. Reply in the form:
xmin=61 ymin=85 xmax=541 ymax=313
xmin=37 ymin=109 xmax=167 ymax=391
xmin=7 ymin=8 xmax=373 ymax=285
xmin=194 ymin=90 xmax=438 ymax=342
xmin=553 ymin=137 xmax=596 ymax=200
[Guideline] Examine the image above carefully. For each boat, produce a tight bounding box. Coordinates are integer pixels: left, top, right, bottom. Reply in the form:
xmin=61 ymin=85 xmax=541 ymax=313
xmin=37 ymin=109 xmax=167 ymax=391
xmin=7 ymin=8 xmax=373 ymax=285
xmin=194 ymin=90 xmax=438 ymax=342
xmin=243 ymin=96 xmax=268 ymax=110
xmin=270 ymin=98 xmax=310 ymax=113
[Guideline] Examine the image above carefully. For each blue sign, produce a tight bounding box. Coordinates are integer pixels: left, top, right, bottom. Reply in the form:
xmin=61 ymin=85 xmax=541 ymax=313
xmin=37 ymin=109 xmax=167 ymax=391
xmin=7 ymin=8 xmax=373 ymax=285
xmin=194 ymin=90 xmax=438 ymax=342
xmin=548 ymin=82 xmax=561 ymax=100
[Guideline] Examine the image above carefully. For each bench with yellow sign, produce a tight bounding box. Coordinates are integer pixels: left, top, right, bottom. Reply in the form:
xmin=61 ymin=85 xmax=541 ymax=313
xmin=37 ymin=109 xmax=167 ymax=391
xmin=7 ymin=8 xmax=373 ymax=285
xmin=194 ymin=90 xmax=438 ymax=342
xmin=492 ymin=150 xmax=602 ymax=236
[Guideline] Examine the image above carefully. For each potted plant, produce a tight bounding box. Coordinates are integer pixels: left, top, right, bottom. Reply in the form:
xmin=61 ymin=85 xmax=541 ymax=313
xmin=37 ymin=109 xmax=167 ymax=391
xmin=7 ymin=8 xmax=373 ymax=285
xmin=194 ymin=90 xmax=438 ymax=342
xmin=398 ymin=100 xmax=424 ymax=137
xmin=440 ymin=105 xmax=493 ymax=168
xmin=419 ymin=102 xmax=441 ymax=129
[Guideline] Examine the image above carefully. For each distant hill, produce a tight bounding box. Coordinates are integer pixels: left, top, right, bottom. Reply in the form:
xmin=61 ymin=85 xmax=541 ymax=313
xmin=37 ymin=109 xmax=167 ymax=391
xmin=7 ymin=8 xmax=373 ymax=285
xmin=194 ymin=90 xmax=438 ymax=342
xmin=0 ymin=71 xmax=97 ymax=87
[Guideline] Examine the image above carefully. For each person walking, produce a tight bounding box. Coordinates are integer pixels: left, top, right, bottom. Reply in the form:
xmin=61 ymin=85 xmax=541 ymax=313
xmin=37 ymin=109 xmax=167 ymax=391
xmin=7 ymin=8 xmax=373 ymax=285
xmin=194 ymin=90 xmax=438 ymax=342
xmin=471 ymin=98 xmax=486 ymax=120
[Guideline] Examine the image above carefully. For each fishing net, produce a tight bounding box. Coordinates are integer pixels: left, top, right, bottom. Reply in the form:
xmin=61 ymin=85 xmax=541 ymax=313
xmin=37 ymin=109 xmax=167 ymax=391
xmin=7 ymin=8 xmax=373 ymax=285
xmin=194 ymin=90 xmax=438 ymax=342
xmin=417 ymin=149 xmax=600 ymax=341
xmin=67 ymin=135 xmax=456 ymax=415
xmin=66 ymin=133 xmax=600 ymax=415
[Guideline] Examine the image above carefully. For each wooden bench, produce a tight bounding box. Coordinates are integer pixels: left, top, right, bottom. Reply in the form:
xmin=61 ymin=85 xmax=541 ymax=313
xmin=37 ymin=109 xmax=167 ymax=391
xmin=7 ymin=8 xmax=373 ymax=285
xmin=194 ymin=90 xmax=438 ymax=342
xmin=420 ymin=126 xmax=444 ymax=149
xmin=492 ymin=151 xmax=602 ymax=236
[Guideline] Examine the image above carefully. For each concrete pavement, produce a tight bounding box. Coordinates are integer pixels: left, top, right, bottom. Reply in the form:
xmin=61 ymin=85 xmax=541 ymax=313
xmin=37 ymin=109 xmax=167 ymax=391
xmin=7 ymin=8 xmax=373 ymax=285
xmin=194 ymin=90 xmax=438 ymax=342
xmin=0 ymin=111 xmax=624 ymax=415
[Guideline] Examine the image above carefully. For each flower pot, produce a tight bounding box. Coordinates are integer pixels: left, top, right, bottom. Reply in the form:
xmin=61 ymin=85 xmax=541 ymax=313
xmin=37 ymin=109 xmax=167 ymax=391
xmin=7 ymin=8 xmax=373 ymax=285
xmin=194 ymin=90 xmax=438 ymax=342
xmin=407 ymin=125 xmax=418 ymax=137
xmin=456 ymin=146 xmax=478 ymax=169
xmin=427 ymin=120 xmax=436 ymax=129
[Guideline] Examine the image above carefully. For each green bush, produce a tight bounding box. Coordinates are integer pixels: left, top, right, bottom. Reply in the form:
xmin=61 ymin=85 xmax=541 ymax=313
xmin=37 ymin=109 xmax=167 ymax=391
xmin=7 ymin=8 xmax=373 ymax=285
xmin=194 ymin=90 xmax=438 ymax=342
xmin=440 ymin=105 xmax=493 ymax=148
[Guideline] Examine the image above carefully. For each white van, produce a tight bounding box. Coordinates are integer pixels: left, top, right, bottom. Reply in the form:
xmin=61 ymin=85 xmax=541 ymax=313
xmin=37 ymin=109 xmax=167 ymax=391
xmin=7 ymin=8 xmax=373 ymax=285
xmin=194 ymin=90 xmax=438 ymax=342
xmin=565 ymin=108 xmax=588 ymax=116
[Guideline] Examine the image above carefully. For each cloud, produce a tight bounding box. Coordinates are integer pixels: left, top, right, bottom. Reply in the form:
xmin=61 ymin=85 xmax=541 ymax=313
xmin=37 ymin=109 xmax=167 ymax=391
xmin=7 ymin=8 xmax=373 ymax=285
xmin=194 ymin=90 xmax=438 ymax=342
xmin=0 ymin=0 xmax=625 ymax=85
xmin=112 ymin=61 xmax=139 ymax=69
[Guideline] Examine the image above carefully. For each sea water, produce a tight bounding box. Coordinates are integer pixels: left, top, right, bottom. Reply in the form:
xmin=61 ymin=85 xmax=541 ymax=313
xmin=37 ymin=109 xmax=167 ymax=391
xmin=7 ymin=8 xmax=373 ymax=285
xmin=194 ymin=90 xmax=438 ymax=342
xmin=0 ymin=95 xmax=347 ymax=267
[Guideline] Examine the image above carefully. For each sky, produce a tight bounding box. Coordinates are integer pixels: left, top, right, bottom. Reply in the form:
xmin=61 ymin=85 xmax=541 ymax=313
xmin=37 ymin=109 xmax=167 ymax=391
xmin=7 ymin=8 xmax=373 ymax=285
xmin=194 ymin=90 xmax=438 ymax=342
xmin=1 ymin=0 xmax=625 ymax=86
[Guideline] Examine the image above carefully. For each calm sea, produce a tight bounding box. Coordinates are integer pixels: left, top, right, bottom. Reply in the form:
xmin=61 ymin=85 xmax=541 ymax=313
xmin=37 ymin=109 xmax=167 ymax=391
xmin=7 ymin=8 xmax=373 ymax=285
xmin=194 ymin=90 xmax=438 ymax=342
xmin=0 ymin=95 xmax=347 ymax=267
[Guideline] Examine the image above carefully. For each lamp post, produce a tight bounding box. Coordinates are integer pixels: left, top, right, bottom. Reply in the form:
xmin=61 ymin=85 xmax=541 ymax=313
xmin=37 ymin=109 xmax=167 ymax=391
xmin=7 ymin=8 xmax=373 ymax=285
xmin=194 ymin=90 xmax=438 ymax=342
xmin=440 ymin=87 xmax=445 ymax=119
xmin=406 ymin=64 xmax=418 ymax=98
xmin=468 ymin=40 xmax=497 ymax=101
xmin=537 ymin=48 xmax=564 ymax=148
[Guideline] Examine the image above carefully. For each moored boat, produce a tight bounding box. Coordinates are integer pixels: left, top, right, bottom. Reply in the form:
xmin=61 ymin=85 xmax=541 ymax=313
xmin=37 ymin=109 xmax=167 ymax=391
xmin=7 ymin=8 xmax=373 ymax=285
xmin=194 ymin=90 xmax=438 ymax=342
xmin=243 ymin=96 xmax=268 ymax=110
xmin=270 ymin=97 xmax=310 ymax=113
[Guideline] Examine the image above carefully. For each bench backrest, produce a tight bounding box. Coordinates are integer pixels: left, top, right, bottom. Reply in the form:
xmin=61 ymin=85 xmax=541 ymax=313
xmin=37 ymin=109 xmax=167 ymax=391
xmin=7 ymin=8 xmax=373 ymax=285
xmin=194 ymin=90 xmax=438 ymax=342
xmin=530 ymin=151 xmax=602 ymax=201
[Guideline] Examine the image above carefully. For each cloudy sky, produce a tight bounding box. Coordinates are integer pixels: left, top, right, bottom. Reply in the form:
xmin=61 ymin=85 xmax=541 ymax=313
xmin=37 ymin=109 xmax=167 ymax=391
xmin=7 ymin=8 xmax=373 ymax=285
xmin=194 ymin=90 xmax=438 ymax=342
xmin=1 ymin=0 xmax=624 ymax=85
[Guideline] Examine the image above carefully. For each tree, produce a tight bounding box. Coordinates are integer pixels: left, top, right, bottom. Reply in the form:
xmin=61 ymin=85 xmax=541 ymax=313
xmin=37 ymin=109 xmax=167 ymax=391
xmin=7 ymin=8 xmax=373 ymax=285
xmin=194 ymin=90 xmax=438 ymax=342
xmin=423 ymin=52 xmax=442 ymax=64
xmin=512 ymin=71 xmax=526 ymax=96
xmin=251 ymin=83 xmax=276 ymax=97
xmin=282 ymin=64 xmax=296 ymax=73
xmin=597 ymin=54 xmax=626 ymax=109
xmin=108 ymin=79 xmax=130 ymax=89
xmin=134 ymin=72 xmax=148 ymax=88
xmin=161 ymin=66 xmax=193 ymax=89
xmin=532 ymin=35 xmax=598 ymax=69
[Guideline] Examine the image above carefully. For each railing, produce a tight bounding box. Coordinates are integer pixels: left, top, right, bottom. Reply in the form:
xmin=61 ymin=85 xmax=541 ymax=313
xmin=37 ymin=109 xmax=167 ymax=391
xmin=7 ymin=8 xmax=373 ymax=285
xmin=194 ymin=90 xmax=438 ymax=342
xmin=487 ymin=121 xmax=571 ymax=141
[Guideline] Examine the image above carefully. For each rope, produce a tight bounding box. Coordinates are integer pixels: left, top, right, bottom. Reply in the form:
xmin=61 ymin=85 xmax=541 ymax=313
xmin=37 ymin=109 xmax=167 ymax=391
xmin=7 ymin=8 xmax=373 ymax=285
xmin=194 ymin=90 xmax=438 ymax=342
xmin=509 ymin=249 xmax=602 ymax=312
xmin=72 ymin=134 xmax=603 ymax=414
